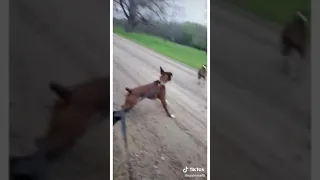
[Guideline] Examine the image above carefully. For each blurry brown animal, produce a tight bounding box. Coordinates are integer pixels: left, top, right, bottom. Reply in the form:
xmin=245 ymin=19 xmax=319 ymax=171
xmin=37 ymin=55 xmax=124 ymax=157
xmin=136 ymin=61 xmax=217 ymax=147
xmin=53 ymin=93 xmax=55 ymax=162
xmin=118 ymin=67 xmax=175 ymax=118
xmin=281 ymin=11 xmax=309 ymax=59
xmin=36 ymin=76 xmax=111 ymax=159
xmin=198 ymin=64 xmax=207 ymax=86
xmin=280 ymin=11 xmax=309 ymax=79
xmin=10 ymin=76 xmax=113 ymax=179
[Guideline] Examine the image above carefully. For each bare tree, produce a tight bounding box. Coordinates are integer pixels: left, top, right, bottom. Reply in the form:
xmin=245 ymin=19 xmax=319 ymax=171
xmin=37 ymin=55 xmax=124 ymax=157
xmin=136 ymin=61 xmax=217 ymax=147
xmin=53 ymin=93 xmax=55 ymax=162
xmin=114 ymin=0 xmax=180 ymax=31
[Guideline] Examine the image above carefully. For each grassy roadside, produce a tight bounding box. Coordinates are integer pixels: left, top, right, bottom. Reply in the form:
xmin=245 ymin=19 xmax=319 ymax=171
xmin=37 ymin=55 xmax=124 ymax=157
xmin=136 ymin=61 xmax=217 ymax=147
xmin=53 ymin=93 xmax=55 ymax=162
xmin=223 ymin=0 xmax=310 ymax=24
xmin=113 ymin=27 xmax=207 ymax=69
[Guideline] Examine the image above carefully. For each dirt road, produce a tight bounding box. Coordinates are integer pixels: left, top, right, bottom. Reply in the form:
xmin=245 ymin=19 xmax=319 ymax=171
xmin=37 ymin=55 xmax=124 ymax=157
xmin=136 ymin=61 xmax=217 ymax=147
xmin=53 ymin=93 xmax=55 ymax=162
xmin=113 ymin=34 xmax=208 ymax=180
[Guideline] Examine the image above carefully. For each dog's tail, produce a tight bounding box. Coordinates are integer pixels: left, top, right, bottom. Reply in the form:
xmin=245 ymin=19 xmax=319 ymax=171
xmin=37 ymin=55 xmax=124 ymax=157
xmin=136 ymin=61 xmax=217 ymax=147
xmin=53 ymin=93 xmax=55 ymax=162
xmin=49 ymin=81 xmax=71 ymax=102
xmin=125 ymin=87 xmax=132 ymax=94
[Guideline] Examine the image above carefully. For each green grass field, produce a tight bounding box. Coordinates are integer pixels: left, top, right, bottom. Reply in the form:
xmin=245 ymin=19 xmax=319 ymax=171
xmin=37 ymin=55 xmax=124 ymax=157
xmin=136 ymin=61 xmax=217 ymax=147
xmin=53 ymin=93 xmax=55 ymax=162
xmin=113 ymin=27 xmax=207 ymax=69
xmin=226 ymin=0 xmax=310 ymax=24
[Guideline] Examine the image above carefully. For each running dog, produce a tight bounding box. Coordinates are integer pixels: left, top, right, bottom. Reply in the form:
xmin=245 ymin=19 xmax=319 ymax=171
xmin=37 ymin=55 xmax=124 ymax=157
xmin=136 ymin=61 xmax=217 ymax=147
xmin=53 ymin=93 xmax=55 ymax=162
xmin=280 ymin=11 xmax=309 ymax=80
xmin=197 ymin=64 xmax=207 ymax=86
xmin=114 ymin=66 xmax=175 ymax=124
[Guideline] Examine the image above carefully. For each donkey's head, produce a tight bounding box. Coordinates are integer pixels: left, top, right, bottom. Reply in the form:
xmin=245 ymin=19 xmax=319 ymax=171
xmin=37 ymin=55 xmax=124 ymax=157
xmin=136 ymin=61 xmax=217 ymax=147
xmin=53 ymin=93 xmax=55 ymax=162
xmin=159 ymin=67 xmax=173 ymax=84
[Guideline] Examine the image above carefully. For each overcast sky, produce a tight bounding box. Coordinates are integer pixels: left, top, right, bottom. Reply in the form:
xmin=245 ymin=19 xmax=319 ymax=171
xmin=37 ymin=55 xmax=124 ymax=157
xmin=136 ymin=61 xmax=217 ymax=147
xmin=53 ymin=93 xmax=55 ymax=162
xmin=173 ymin=0 xmax=207 ymax=25
xmin=113 ymin=0 xmax=207 ymax=26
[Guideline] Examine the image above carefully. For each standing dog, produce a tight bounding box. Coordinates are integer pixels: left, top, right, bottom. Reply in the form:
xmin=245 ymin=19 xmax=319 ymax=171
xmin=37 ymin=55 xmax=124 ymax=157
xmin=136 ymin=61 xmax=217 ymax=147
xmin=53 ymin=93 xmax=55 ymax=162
xmin=280 ymin=11 xmax=309 ymax=80
xmin=10 ymin=76 xmax=115 ymax=179
xmin=114 ymin=67 xmax=175 ymax=124
xmin=197 ymin=64 xmax=207 ymax=86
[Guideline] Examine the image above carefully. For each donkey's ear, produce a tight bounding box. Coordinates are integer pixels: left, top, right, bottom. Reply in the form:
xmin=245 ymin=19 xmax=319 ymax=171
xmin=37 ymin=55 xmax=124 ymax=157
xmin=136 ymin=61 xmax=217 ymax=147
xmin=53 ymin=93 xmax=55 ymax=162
xmin=160 ymin=67 xmax=164 ymax=74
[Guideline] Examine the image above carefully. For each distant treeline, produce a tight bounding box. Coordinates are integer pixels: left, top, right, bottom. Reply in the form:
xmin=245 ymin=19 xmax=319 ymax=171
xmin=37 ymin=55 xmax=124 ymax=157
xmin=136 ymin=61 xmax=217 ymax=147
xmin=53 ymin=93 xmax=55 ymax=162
xmin=114 ymin=18 xmax=207 ymax=52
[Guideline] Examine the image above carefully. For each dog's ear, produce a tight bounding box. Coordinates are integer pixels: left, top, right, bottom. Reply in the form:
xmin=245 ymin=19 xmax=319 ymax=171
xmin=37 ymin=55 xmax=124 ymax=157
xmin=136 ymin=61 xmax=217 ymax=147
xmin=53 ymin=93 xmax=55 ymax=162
xmin=49 ymin=81 xmax=71 ymax=103
xmin=160 ymin=67 xmax=164 ymax=74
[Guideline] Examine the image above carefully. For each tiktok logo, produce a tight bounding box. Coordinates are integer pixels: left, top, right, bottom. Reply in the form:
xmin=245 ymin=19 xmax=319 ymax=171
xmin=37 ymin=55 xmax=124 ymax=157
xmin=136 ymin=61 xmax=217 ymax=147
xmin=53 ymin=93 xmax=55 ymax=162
xmin=182 ymin=166 xmax=188 ymax=173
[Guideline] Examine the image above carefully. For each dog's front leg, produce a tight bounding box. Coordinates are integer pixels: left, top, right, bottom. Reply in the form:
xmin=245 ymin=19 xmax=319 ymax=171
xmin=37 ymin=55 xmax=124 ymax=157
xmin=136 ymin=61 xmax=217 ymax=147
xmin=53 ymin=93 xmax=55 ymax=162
xmin=159 ymin=88 xmax=175 ymax=118
xmin=159 ymin=97 xmax=175 ymax=118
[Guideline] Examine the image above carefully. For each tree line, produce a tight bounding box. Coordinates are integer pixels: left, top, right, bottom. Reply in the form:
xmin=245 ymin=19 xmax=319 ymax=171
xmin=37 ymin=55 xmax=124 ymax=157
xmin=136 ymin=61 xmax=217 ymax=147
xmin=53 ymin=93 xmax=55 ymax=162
xmin=114 ymin=18 xmax=207 ymax=52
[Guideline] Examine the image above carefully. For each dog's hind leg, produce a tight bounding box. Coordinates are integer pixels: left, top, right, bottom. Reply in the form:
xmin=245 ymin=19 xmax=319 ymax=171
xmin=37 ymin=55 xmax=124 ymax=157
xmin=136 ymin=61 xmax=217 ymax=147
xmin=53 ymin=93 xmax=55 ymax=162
xmin=201 ymin=77 xmax=206 ymax=87
xmin=121 ymin=104 xmax=134 ymax=113
xmin=197 ymin=72 xmax=201 ymax=85
xmin=197 ymin=76 xmax=203 ymax=87
xmin=121 ymin=95 xmax=137 ymax=111
xmin=113 ymin=95 xmax=137 ymax=126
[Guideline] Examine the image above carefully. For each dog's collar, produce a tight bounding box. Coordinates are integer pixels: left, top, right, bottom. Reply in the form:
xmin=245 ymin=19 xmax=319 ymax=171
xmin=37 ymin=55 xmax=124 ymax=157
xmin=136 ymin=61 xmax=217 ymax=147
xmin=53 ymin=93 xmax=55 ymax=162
xmin=159 ymin=80 xmax=166 ymax=86
xmin=155 ymin=80 xmax=166 ymax=86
